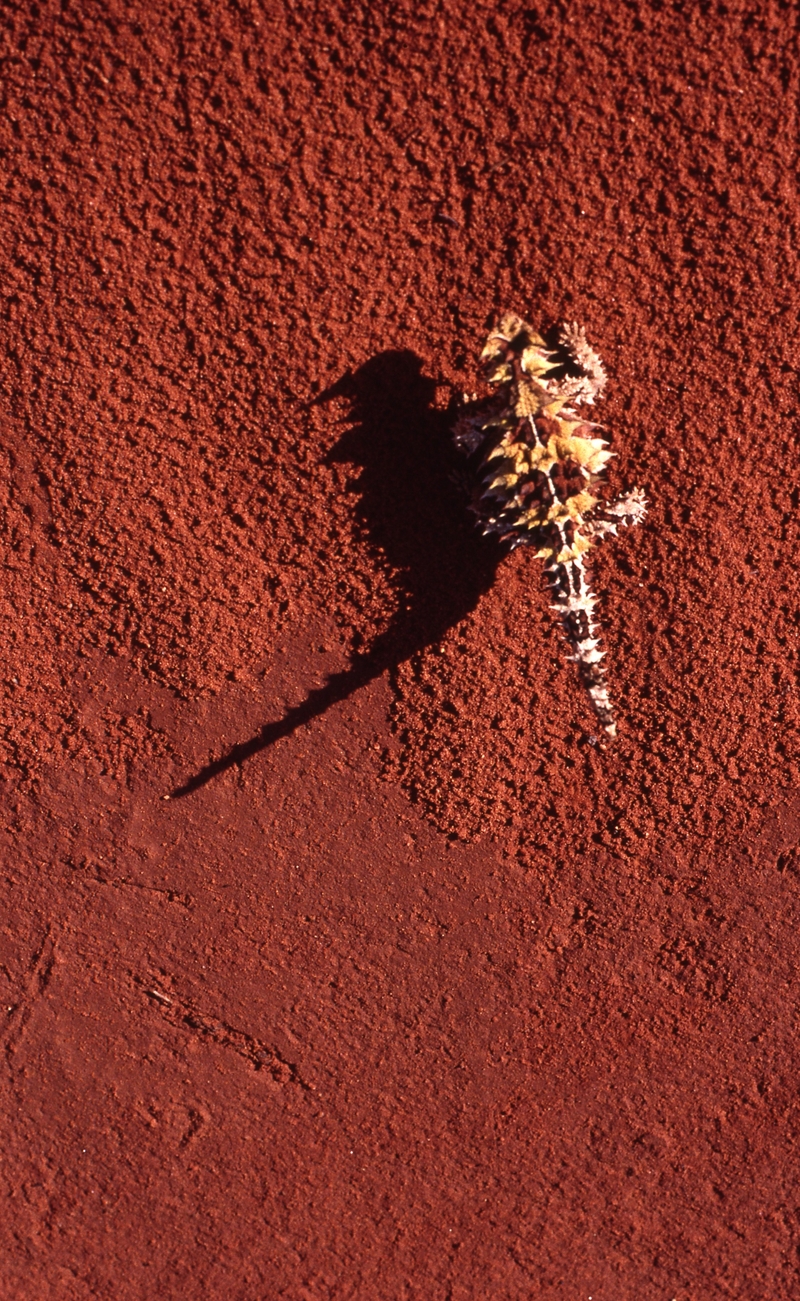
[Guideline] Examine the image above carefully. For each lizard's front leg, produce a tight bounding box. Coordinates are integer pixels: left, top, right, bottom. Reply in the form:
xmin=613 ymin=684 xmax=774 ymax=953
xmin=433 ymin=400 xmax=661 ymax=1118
xmin=550 ymin=322 xmax=608 ymax=405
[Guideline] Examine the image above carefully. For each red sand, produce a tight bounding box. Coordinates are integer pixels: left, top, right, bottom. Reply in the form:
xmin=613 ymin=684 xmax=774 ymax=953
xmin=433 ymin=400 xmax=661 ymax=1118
xmin=2 ymin=1 xmax=800 ymax=1296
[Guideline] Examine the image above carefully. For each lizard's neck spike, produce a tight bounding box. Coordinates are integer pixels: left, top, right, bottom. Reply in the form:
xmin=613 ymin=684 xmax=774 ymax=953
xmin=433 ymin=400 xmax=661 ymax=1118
xmin=454 ymin=314 xmax=647 ymax=736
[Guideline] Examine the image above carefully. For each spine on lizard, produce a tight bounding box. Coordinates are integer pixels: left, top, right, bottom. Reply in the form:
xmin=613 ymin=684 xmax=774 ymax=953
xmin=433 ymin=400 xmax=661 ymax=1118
xmin=453 ymin=313 xmax=646 ymax=736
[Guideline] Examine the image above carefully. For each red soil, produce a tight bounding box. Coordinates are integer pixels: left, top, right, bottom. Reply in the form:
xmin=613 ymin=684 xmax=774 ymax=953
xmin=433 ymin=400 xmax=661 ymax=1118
xmin=2 ymin=0 xmax=800 ymax=1296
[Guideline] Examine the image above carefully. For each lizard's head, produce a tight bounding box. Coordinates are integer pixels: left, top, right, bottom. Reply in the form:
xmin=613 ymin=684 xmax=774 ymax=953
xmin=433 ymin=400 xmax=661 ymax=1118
xmin=479 ymin=314 xmax=557 ymax=387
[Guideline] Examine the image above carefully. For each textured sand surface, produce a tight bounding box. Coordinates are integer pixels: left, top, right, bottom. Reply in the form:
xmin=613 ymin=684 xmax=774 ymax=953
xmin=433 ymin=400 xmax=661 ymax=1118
xmin=3 ymin=1 xmax=800 ymax=1297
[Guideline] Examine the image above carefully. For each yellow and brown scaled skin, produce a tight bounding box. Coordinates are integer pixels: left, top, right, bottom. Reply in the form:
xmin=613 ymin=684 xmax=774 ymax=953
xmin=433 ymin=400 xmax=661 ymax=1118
xmin=453 ymin=313 xmax=646 ymax=736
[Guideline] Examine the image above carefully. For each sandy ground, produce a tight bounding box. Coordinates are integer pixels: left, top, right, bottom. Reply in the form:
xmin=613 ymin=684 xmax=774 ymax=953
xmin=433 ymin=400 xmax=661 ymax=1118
xmin=3 ymin=1 xmax=800 ymax=1296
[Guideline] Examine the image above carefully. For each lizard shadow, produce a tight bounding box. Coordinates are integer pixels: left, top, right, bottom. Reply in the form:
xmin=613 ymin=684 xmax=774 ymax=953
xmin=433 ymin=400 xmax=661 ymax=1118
xmin=171 ymin=349 xmax=503 ymax=798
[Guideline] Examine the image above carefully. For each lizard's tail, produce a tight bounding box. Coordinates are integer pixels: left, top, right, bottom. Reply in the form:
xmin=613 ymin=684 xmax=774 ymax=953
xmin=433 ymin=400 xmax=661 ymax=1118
xmin=547 ymin=556 xmax=616 ymax=736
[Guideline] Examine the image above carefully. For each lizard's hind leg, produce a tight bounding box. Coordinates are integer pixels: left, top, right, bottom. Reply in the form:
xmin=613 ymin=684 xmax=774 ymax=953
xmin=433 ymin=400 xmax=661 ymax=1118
xmin=584 ymin=488 xmax=648 ymax=542
xmin=548 ymin=557 xmax=617 ymax=735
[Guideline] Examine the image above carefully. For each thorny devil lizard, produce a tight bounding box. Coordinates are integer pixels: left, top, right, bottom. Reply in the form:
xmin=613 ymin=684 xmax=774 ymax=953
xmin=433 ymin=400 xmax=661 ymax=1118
xmin=453 ymin=313 xmax=647 ymax=737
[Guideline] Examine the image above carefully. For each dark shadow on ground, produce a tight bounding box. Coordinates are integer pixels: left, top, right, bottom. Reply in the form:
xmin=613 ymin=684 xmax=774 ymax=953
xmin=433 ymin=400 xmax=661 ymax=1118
xmin=171 ymin=350 xmax=502 ymax=797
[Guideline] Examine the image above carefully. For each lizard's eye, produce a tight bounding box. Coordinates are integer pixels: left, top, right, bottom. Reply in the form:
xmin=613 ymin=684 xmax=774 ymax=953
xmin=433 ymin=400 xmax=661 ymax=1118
xmin=508 ymin=331 xmax=530 ymax=355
